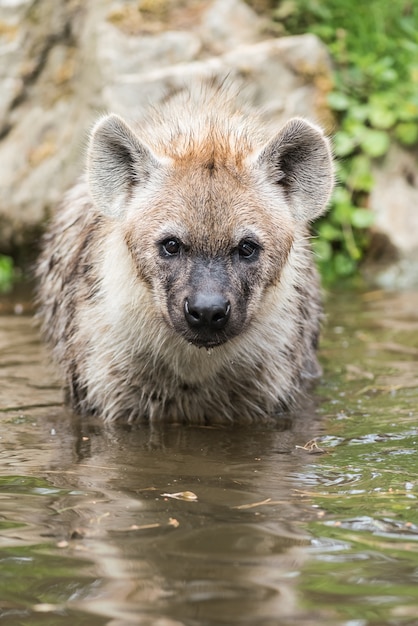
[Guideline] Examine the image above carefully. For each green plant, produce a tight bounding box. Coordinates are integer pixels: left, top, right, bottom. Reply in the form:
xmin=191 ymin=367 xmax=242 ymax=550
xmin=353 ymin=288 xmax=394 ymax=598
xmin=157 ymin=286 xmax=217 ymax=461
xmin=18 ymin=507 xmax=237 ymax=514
xmin=273 ymin=0 xmax=418 ymax=283
xmin=0 ymin=254 xmax=14 ymax=293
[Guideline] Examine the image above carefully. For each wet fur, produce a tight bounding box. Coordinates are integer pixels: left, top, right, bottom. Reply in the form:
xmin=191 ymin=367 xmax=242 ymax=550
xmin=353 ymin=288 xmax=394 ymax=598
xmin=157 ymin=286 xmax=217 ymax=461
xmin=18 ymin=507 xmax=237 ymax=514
xmin=36 ymin=84 xmax=333 ymax=425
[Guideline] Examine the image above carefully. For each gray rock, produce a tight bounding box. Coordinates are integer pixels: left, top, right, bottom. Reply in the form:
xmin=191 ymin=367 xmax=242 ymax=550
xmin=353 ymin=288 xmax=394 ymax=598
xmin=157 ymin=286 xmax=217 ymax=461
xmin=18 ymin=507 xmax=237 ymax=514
xmin=198 ymin=0 xmax=263 ymax=54
xmin=0 ymin=0 xmax=91 ymax=249
xmin=368 ymin=145 xmax=418 ymax=288
xmin=96 ymin=24 xmax=202 ymax=78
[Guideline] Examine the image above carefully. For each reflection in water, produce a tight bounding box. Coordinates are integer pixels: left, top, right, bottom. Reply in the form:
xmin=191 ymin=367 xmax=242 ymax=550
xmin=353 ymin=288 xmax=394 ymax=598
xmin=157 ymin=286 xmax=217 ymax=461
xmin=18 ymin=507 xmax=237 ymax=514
xmin=42 ymin=412 xmax=322 ymax=625
xmin=1 ymin=288 xmax=418 ymax=624
xmin=1 ymin=415 xmax=324 ymax=625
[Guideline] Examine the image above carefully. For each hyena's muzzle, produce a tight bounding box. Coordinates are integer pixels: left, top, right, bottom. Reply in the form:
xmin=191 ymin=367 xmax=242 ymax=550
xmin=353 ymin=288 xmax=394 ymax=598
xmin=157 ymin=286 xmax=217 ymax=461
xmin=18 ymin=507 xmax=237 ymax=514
xmin=168 ymin=257 xmax=246 ymax=349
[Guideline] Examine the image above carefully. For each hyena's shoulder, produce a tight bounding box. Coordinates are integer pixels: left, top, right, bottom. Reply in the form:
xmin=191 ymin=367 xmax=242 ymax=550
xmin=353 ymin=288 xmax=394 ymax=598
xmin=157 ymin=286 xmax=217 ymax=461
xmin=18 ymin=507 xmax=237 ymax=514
xmin=36 ymin=180 xmax=106 ymax=349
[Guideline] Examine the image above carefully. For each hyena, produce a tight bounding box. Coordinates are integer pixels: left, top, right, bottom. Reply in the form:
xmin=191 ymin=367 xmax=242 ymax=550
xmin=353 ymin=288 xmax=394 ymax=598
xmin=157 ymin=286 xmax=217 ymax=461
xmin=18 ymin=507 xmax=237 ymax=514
xmin=36 ymin=84 xmax=334 ymax=425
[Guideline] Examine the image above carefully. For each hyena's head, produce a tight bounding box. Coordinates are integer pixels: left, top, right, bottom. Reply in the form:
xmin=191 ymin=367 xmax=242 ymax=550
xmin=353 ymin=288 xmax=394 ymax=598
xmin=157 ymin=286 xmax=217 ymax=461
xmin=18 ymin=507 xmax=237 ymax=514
xmin=87 ymin=108 xmax=333 ymax=349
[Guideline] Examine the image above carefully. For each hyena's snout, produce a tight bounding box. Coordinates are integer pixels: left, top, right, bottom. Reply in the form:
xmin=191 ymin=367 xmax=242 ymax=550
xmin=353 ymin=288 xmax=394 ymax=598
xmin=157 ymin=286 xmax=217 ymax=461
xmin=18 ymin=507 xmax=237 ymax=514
xmin=184 ymin=293 xmax=231 ymax=332
xmin=182 ymin=289 xmax=232 ymax=347
xmin=176 ymin=261 xmax=241 ymax=348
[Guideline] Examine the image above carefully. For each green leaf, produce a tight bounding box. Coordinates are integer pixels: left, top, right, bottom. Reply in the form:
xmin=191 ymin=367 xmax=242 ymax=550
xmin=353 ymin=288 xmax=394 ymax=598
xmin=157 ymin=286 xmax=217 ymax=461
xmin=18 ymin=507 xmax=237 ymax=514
xmin=312 ymin=239 xmax=333 ymax=262
xmin=395 ymin=122 xmax=418 ymax=146
xmin=398 ymin=101 xmax=418 ymax=122
xmin=332 ymin=206 xmax=353 ymax=226
xmin=334 ymin=253 xmax=357 ymax=277
xmin=317 ymin=222 xmax=342 ymax=241
xmin=333 ymin=131 xmax=357 ymax=157
xmin=331 ymin=186 xmax=352 ymax=207
xmin=342 ymin=118 xmax=367 ymax=140
xmin=368 ymin=105 xmax=397 ymax=130
xmin=0 ymin=255 xmax=14 ymax=293
xmin=347 ymin=154 xmax=374 ymax=192
xmin=360 ymin=129 xmax=390 ymax=157
xmin=378 ymin=68 xmax=398 ymax=85
xmin=351 ymin=208 xmax=375 ymax=229
xmin=327 ymin=91 xmax=352 ymax=111
xmin=348 ymin=104 xmax=370 ymax=122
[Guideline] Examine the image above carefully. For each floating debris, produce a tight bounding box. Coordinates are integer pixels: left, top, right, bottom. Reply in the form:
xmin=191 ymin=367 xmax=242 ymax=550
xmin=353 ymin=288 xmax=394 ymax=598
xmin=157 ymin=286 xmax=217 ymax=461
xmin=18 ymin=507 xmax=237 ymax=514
xmin=296 ymin=439 xmax=327 ymax=454
xmin=118 ymin=518 xmax=180 ymax=532
xmin=233 ymin=498 xmax=272 ymax=510
xmin=161 ymin=491 xmax=198 ymax=501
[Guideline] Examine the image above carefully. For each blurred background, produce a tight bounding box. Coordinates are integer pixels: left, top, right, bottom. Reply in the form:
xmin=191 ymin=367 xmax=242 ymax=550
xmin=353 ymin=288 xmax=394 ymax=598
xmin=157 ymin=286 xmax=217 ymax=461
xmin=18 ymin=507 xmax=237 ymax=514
xmin=0 ymin=0 xmax=417 ymax=293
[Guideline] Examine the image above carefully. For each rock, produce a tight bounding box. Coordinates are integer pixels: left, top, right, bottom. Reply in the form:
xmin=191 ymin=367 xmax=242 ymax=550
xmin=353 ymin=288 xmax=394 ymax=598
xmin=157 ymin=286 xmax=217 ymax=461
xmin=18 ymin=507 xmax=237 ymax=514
xmin=198 ymin=0 xmax=263 ymax=54
xmin=0 ymin=0 xmax=332 ymax=257
xmin=367 ymin=145 xmax=418 ymax=288
xmin=103 ymin=35 xmax=333 ymax=124
xmin=96 ymin=24 xmax=202 ymax=79
xmin=0 ymin=0 xmax=96 ymax=251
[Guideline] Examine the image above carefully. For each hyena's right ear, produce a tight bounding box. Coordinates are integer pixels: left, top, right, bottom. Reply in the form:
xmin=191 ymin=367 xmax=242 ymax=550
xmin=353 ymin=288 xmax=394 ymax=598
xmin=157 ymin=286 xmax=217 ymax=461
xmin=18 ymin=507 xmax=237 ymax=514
xmin=255 ymin=118 xmax=334 ymax=222
xmin=87 ymin=114 xmax=161 ymax=218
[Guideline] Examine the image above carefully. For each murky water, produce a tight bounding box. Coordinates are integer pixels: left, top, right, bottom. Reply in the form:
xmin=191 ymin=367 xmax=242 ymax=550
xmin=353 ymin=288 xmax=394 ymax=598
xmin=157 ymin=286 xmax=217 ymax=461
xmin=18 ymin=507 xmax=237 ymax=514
xmin=0 ymin=287 xmax=417 ymax=626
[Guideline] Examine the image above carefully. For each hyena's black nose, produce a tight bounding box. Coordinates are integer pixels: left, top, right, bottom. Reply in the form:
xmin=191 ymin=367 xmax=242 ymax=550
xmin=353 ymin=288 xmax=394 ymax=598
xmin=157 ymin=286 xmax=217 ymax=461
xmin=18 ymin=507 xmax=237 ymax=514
xmin=184 ymin=295 xmax=231 ymax=331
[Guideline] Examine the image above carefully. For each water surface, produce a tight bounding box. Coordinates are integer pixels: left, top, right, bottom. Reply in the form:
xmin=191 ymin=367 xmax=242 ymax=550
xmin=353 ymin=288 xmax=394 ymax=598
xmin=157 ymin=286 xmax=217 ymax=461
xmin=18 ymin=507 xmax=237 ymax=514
xmin=0 ymin=288 xmax=417 ymax=625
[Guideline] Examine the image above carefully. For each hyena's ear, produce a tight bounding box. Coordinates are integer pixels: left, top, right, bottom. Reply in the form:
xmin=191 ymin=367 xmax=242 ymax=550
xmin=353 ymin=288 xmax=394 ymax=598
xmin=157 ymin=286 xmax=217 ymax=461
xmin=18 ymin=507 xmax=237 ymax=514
xmin=255 ymin=118 xmax=334 ymax=222
xmin=87 ymin=114 xmax=161 ymax=218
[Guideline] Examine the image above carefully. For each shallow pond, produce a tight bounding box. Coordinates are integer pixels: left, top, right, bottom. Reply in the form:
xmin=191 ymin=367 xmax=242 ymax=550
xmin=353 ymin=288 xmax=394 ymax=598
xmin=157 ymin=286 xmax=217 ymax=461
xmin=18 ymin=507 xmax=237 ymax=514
xmin=0 ymin=287 xmax=417 ymax=626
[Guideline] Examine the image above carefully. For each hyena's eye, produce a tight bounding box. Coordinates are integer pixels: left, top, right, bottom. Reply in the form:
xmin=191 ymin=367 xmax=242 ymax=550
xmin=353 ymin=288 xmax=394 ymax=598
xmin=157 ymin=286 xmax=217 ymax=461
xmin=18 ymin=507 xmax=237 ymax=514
xmin=237 ymin=239 xmax=259 ymax=260
xmin=160 ymin=237 xmax=182 ymax=257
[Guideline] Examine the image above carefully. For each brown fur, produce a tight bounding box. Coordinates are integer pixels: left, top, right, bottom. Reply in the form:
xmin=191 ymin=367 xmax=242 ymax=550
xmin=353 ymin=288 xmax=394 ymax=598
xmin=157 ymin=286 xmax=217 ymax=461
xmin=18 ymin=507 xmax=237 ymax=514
xmin=36 ymin=83 xmax=334 ymax=425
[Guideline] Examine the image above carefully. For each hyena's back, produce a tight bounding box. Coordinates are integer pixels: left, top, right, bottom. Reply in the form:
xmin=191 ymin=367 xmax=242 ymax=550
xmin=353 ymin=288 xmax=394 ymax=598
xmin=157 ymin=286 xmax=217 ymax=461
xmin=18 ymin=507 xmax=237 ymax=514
xmin=36 ymin=85 xmax=333 ymax=425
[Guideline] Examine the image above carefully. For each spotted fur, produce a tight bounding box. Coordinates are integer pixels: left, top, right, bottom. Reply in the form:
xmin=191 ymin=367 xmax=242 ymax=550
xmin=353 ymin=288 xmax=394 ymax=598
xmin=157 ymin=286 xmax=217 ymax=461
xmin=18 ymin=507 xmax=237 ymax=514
xmin=36 ymin=84 xmax=334 ymax=425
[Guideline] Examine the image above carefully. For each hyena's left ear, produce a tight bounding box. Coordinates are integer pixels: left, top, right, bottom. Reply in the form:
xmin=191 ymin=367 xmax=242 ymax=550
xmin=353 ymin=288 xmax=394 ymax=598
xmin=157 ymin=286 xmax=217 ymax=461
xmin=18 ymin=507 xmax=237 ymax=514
xmin=87 ymin=114 xmax=163 ymax=218
xmin=255 ymin=118 xmax=334 ymax=222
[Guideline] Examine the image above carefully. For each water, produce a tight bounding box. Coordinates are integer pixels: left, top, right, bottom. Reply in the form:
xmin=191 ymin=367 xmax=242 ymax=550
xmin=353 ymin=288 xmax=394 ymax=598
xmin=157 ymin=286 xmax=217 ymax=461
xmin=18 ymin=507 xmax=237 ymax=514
xmin=0 ymin=287 xmax=417 ymax=625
